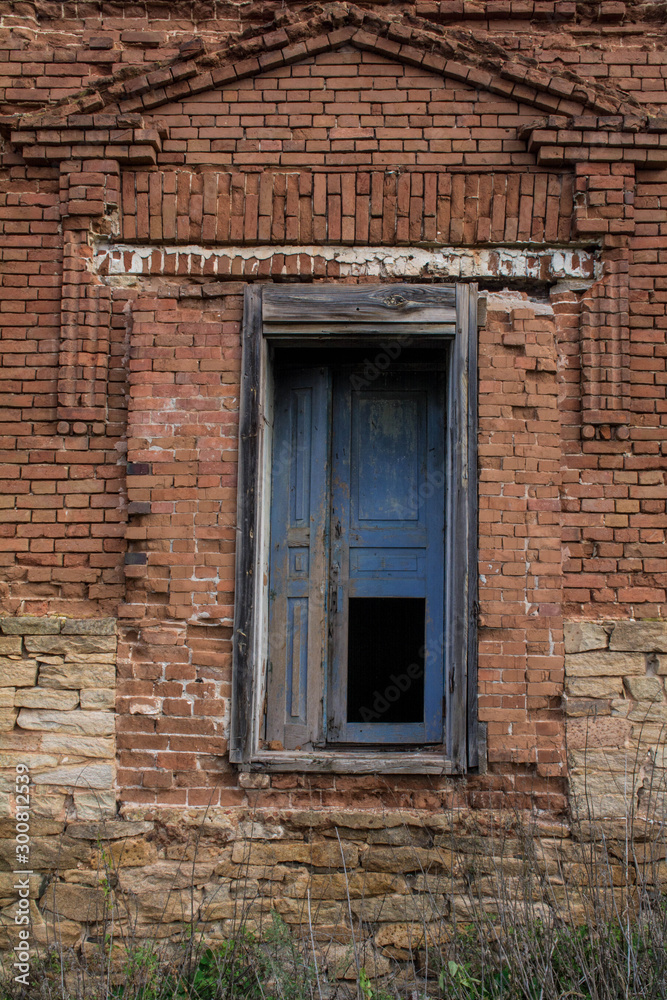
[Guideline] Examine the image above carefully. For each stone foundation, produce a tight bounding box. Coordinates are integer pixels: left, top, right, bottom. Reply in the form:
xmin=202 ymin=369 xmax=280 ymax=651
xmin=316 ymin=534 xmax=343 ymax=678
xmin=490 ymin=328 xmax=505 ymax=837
xmin=0 ymin=617 xmax=117 ymax=823
xmin=565 ymin=620 xmax=667 ymax=827
xmin=0 ymin=617 xmax=665 ymax=969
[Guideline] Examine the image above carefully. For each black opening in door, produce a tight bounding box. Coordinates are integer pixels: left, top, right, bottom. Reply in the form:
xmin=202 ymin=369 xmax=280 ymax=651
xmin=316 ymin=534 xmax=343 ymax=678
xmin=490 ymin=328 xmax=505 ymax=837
xmin=346 ymin=597 xmax=425 ymax=724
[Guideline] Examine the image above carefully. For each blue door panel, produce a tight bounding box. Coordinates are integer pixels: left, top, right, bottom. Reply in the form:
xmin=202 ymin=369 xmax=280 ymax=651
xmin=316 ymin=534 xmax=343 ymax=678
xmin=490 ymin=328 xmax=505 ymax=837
xmin=266 ymin=368 xmax=330 ymax=749
xmin=355 ymin=396 xmax=421 ymax=521
xmin=328 ymin=370 xmax=445 ymax=745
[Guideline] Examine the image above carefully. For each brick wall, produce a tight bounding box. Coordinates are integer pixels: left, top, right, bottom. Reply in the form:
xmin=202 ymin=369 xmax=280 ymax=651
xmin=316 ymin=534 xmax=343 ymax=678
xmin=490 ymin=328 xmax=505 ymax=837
xmin=0 ymin=0 xmax=666 ymax=957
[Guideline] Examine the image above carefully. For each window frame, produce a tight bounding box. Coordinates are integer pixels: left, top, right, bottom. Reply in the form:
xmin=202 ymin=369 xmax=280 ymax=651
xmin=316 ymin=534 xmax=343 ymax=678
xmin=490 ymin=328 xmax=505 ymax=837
xmin=230 ymin=282 xmax=478 ymax=774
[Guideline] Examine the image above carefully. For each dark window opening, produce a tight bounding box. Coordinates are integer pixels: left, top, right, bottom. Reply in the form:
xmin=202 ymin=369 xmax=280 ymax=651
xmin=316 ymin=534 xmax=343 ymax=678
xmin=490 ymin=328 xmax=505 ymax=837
xmin=346 ymin=598 xmax=425 ymax=724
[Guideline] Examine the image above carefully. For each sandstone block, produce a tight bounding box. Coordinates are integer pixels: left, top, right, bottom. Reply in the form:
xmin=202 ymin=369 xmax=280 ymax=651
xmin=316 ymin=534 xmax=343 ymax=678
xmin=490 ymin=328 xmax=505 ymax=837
xmin=361 ymin=846 xmax=453 ymax=874
xmin=0 ymin=637 xmax=22 ymax=655
xmin=625 ymin=676 xmax=664 ymax=701
xmin=375 ymin=921 xmax=436 ymax=950
xmin=368 ymin=825 xmax=430 ymax=846
xmin=32 ymin=917 xmax=81 ymax=948
xmin=38 ymin=662 xmax=115 ymax=689
xmin=40 ymin=882 xmax=106 ymax=922
xmin=564 ymin=697 xmax=611 ymax=718
xmin=283 ymin=872 xmax=407 ymax=900
xmin=28 ymin=790 xmax=67 ymax=821
xmin=569 ymin=783 xmax=637 ymax=820
xmin=24 ymin=635 xmax=117 ymax=656
xmin=101 ymin=839 xmax=158 ymax=867
xmin=564 ymin=622 xmax=609 ymax=654
xmin=14 ymin=688 xmax=79 ymax=710
xmin=0 ymin=817 xmax=63 ymax=838
xmin=234 ymin=820 xmax=286 ymax=840
xmin=72 ymin=789 xmax=117 ymax=820
xmin=565 ymin=651 xmax=645 ymax=677
xmin=0 ymin=688 xmax=14 ymax=707
xmin=35 ymin=762 xmax=113 ymax=789
xmin=350 ymin=892 xmax=448 ymax=922
xmin=0 ymin=708 xmax=17 ymax=731
xmin=0 ymin=873 xmax=45 ymax=903
xmin=0 ymin=751 xmax=59 ymax=768
xmin=565 ymin=716 xmax=631 ymax=750
xmin=133 ymin=888 xmax=202 ymax=922
xmin=238 ymin=772 xmax=270 ymax=789
xmin=0 ymin=617 xmax=62 ymax=635
xmin=325 ymin=943 xmax=392 ymax=980
xmin=0 ymin=835 xmax=91 ymax=871
xmin=66 ymin=820 xmax=153 ymax=840
xmin=41 ymin=734 xmax=115 ymax=759
xmin=568 ymin=749 xmax=643 ymax=775
xmin=215 ymin=861 xmax=293 ymax=880
xmin=274 ymin=897 xmax=345 ymax=925
xmin=625 ymin=702 xmax=667 ymax=723
xmin=0 ymin=658 xmax=38 ymax=687
xmin=631 ymin=722 xmax=667 ymax=743
xmin=61 ymin=619 xmax=116 ymax=635
xmin=325 ymin=810 xmax=407 ymax=830
xmin=115 ymin=861 xmax=214 ymax=892
xmin=655 ymin=656 xmax=667 ymax=676
xmin=201 ymin=896 xmax=262 ymax=921
xmin=80 ymin=688 xmax=115 ymax=709
xmin=231 ymin=840 xmax=359 ymax=868
xmin=610 ymin=621 xmax=667 ymax=653
xmin=41 ymin=652 xmax=116 ymax=664
xmin=17 ymin=709 xmax=115 ymax=736
xmin=0 ymin=732 xmax=45 ymax=753
xmin=566 ymin=676 xmax=623 ymax=699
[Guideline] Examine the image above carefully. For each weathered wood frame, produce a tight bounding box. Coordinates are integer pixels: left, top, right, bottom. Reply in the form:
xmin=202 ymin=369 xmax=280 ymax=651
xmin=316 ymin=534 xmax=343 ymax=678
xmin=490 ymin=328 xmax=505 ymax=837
xmin=230 ymin=282 xmax=478 ymax=773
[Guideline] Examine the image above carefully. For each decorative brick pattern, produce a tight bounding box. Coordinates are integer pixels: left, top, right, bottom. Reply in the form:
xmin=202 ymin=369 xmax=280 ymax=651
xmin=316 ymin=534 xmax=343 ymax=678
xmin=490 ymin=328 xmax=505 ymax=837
xmin=119 ymin=168 xmax=575 ymax=246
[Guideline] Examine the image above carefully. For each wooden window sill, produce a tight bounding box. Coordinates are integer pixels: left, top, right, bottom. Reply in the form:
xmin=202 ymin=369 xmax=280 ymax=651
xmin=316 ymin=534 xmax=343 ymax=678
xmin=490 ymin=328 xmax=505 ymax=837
xmin=241 ymin=750 xmax=457 ymax=774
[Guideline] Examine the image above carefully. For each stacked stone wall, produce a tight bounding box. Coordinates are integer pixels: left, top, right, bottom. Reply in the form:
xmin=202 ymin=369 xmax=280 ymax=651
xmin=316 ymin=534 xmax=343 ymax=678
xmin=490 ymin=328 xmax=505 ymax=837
xmin=0 ymin=617 xmax=117 ymax=821
xmin=565 ymin=619 xmax=667 ymax=826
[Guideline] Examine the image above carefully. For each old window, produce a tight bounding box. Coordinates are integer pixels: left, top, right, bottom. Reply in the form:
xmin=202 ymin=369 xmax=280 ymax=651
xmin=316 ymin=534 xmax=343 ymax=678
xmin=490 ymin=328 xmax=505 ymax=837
xmin=231 ymin=284 xmax=478 ymax=774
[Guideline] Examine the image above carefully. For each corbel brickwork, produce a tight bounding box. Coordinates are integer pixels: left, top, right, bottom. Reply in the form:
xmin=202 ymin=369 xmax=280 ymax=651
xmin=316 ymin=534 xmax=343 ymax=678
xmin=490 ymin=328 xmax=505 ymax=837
xmin=56 ymin=160 xmax=120 ymax=431
xmin=572 ymin=162 xmax=633 ymax=434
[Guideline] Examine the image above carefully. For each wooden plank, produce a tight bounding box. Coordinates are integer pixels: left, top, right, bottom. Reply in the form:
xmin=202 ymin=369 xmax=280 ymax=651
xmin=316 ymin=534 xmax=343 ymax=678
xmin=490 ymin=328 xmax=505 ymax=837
xmin=263 ymin=322 xmax=456 ymax=338
xmin=265 ymin=368 xmax=330 ymax=749
xmin=466 ymin=283 xmax=479 ymax=770
xmin=262 ymin=283 xmax=457 ymax=325
xmin=445 ymin=283 xmax=472 ymax=772
xmin=246 ymin=750 xmax=454 ymax=775
xmin=230 ymin=284 xmax=262 ymax=765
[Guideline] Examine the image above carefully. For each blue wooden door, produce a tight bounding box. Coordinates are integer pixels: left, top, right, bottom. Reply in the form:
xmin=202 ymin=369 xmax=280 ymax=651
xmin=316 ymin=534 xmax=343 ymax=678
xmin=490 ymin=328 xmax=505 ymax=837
xmin=328 ymin=370 xmax=445 ymax=744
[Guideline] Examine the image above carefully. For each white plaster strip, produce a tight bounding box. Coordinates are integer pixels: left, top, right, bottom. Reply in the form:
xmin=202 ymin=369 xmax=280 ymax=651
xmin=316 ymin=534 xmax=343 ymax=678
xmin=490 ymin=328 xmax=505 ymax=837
xmin=94 ymin=242 xmax=600 ymax=283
